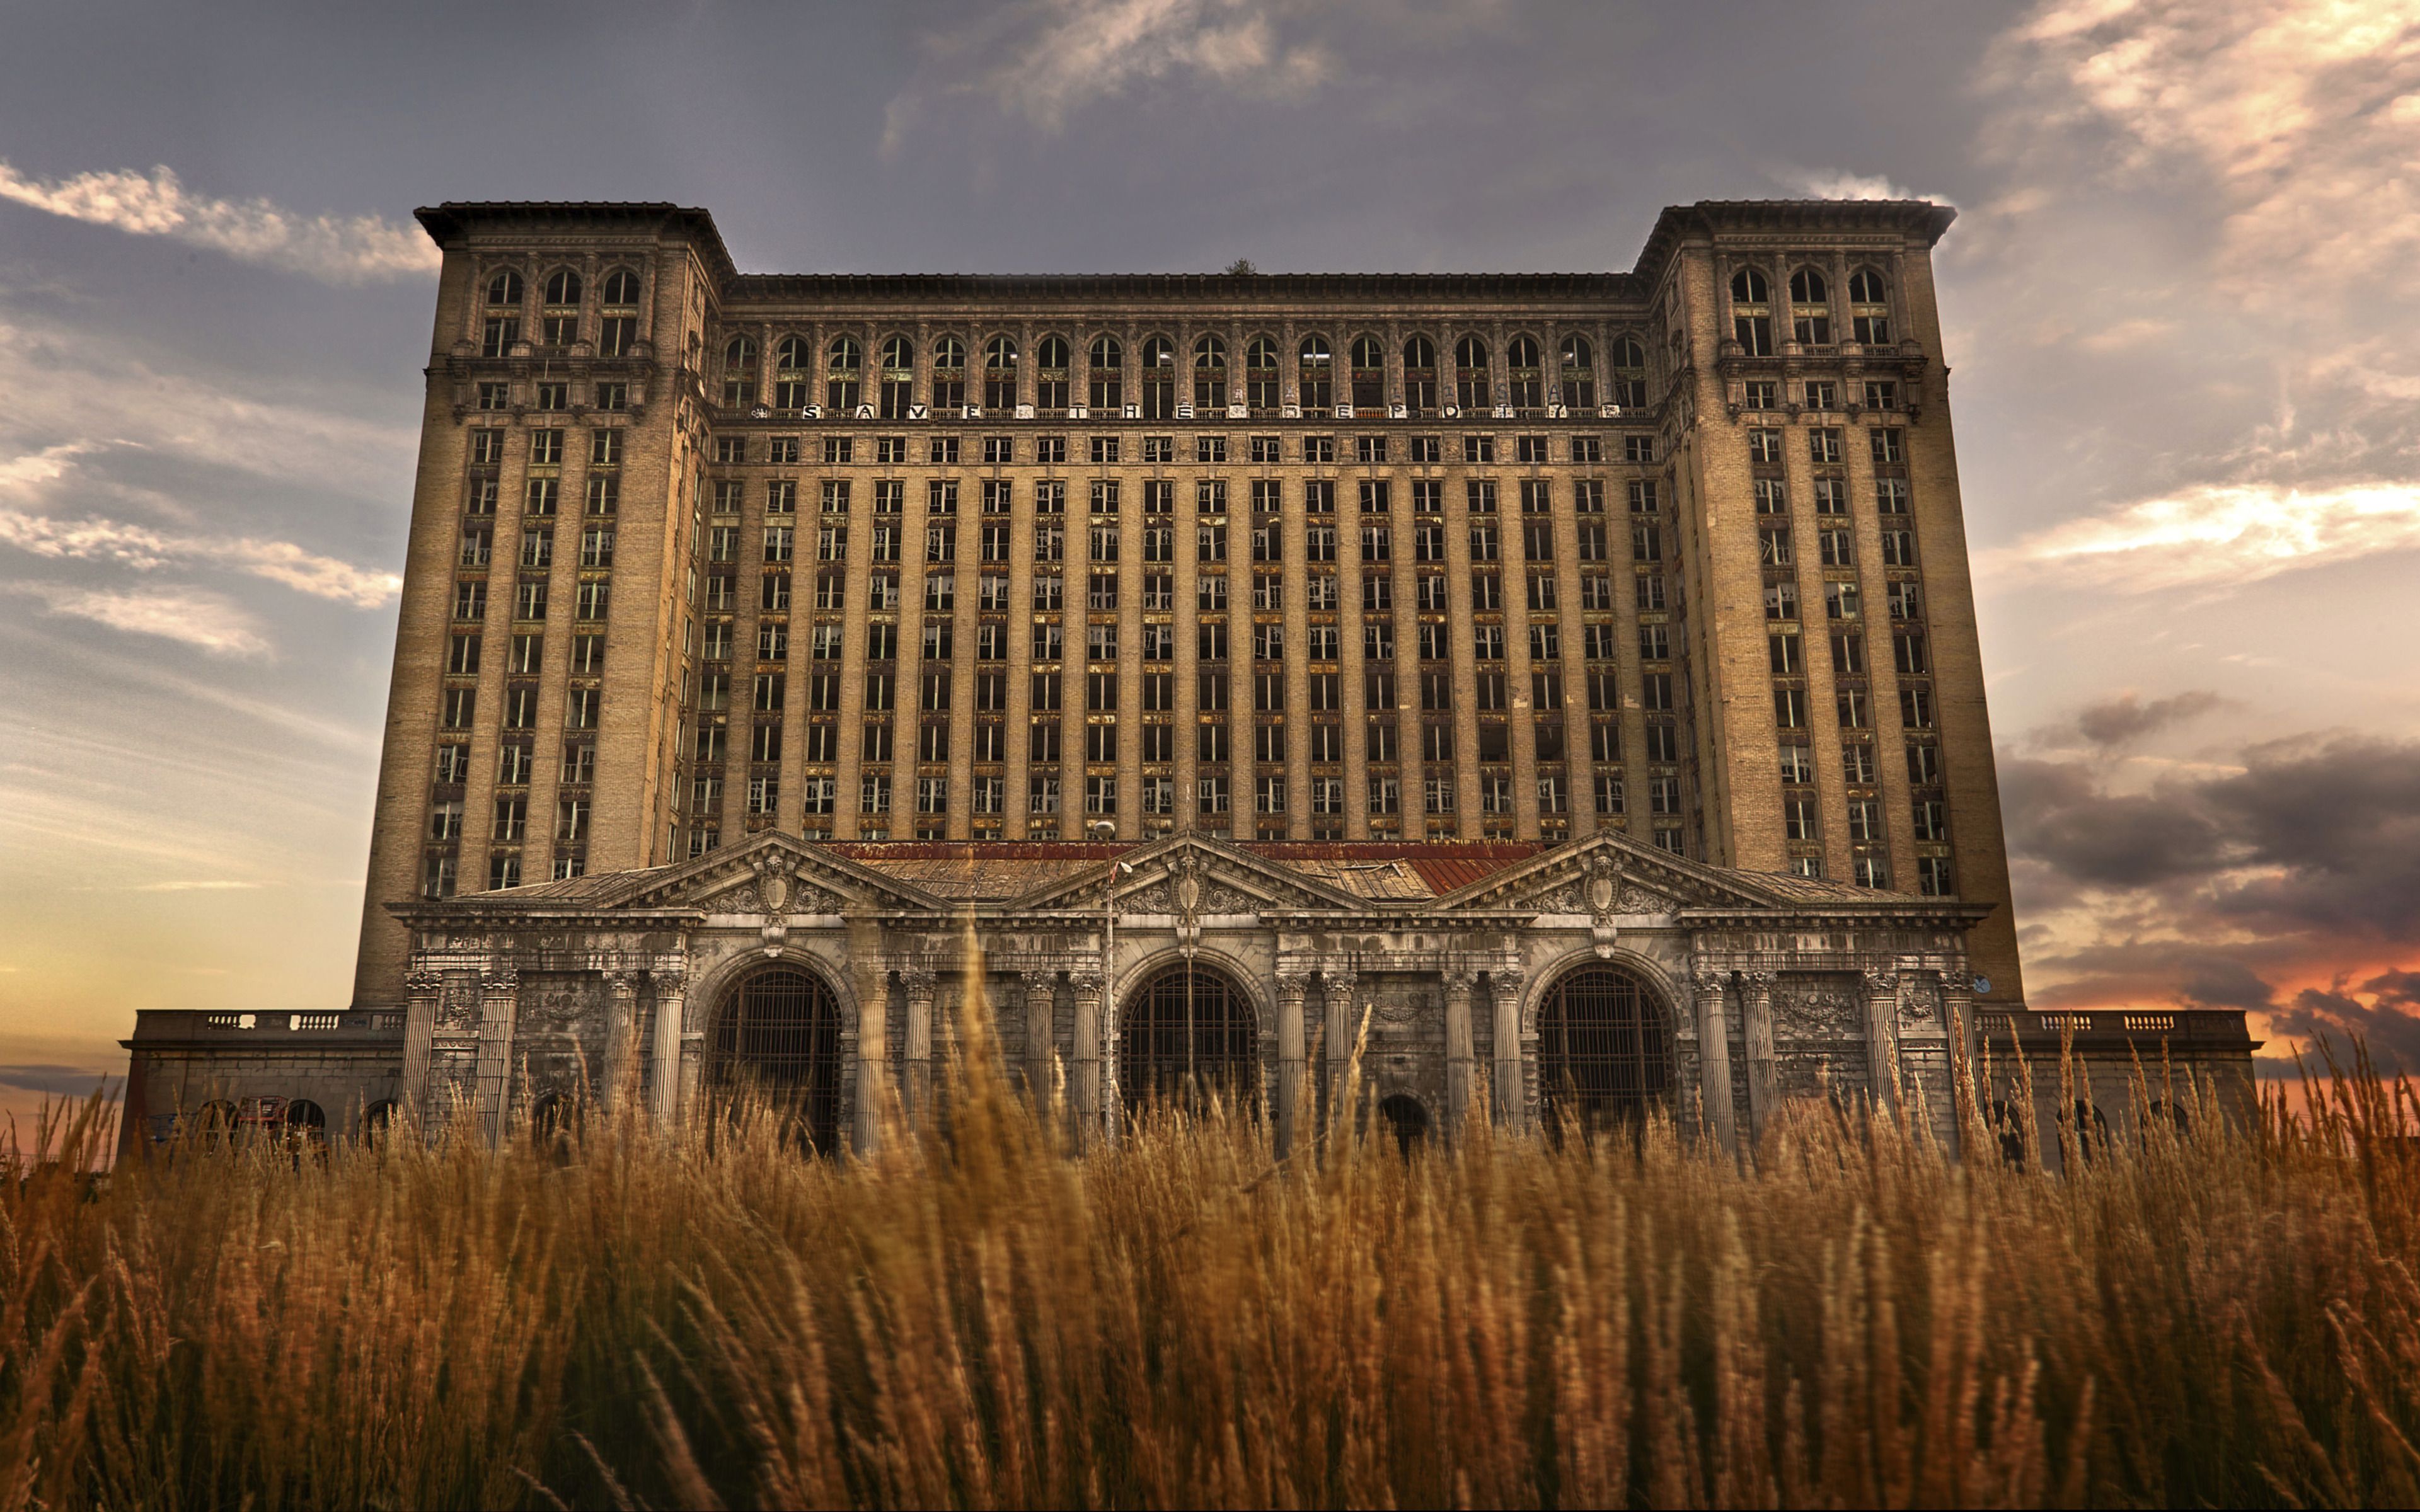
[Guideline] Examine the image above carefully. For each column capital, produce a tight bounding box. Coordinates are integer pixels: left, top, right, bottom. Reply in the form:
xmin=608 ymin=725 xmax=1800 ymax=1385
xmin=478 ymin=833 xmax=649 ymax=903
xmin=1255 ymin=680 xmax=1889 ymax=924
xmin=1863 ymin=967 xmax=1902 ymax=996
xmin=900 ymin=969 xmax=938 ymax=999
xmin=1319 ymin=970 xmax=1355 ymax=999
xmin=1690 ymin=967 xmax=1729 ymax=995
xmin=1743 ymin=969 xmax=1776 ymax=990
xmin=1068 ymin=970 xmax=1103 ymax=995
xmin=1490 ymin=968 xmax=1525 ymax=996
xmin=1020 ymin=970 xmax=1058 ymax=996
xmin=1276 ymin=971 xmax=1310 ymax=1000
xmin=404 ymin=969 xmax=444 ymax=995
xmin=1443 ymin=969 xmax=1480 ymax=995
xmin=486 ymin=968 xmax=523 ymax=994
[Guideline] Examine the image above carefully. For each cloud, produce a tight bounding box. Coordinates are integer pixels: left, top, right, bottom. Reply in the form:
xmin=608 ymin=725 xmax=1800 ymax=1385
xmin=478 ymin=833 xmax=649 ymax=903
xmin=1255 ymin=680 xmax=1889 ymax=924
xmin=9 ymin=582 xmax=270 ymax=656
xmin=0 ymin=442 xmax=401 ymax=607
xmin=2267 ymin=969 xmax=2420 ymax=1072
xmin=0 ymin=160 xmax=438 ymax=285
xmin=1995 ymin=481 xmax=2420 ymax=592
xmin=2006 ymin=0 xmax=2420 ymax=295
xmin=0 ymin=1064 xmax=117 ymax=1097
xmin=1795 ymin=170 xmax=1952 ymax=205
xmin=890 ymin=0 xmax=1331 ymax=142
xmin=2075 ymin=689 xmax=2227 ymax=745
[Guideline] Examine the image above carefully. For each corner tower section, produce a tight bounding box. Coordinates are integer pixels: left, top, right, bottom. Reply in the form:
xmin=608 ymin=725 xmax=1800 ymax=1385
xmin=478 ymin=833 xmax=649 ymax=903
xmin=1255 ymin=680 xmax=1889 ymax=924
xmin=352 ymin=203 xmax=730 ymax=1006
xmin=1642 ymin=200 xmax=2024 ymax=1007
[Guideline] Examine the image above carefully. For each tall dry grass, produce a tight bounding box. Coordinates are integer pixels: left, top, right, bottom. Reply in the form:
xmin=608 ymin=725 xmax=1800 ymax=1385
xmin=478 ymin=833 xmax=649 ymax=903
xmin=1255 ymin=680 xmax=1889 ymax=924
xmin=4 ymin=1004 xmax=2416 ymax=1508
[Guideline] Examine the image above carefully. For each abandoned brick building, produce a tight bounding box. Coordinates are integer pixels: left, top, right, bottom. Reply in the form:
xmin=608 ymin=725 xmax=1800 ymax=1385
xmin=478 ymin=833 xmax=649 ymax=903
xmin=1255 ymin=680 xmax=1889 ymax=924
xmin=118 ymin=198 xmax=2254 ymax=1162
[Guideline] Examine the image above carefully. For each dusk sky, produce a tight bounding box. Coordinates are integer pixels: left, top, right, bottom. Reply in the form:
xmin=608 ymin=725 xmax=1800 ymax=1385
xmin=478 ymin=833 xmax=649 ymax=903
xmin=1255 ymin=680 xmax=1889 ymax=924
xmin=4 ymin=0 xmax=2418 ymax=1121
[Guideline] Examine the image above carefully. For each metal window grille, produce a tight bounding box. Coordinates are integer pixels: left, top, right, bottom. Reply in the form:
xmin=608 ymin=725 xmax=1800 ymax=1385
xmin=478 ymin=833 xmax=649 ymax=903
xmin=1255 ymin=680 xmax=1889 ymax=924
xmin=1536 ymin=966 xmax=1674 ymax=1140
xmin=1117 ymin=966 xmax=1257 ymax=1114
xmin=706 ymin=969 xmax=844 ymax=1152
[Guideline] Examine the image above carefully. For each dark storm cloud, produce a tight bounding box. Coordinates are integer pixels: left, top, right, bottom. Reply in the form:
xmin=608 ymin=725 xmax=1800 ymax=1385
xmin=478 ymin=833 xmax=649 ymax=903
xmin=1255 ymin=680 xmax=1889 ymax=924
xmin=2005 ymin=735 xmax=2420 ymax=941
xmin=2266 ymin=969 xmax=2420 ymax=1073
xmin=0 ymin=1063 xmax=117 ymax=1097
xmin=2075 ymin=690 xmax=2227 ymax=747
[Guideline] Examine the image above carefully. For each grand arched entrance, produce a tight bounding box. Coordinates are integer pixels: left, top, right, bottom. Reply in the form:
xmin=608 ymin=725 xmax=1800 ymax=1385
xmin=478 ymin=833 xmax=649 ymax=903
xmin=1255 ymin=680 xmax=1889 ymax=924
xmin=706 ymin=966 xmax=844 ymax=1151
xmin=1117 ymin=963 xmax=1259 ymax=1114
xmin=1536 ymin=964 xmax=1675 ymax=1138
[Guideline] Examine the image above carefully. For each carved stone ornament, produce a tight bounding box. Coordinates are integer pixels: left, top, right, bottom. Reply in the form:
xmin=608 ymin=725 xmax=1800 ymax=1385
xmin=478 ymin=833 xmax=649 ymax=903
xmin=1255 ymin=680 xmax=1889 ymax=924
xmin=1864 ymin=968 xmax=1903 ymax=998
xmin=1690 ymin=968 xmax=1729 ymax=998
xmin=1173 ymin=852 xmax=1204 ymax=956
xmin=901 ymin=969 xmax=939 ymax=1000
xmin=1587 ymin=854 xmax=1622 ymax=958
xmin=403 ymin=969 xmax=443 ymax=997
xmin=1775 ymin=975 xmax=1861 ymax=1039
xmin=436 ymin=978 xmax=479 ymax=1031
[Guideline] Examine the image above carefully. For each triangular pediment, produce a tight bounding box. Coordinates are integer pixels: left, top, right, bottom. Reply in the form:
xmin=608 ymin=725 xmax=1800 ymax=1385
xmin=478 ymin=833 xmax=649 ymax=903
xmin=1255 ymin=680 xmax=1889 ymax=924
xmin=1432 ymin=831 xmax=1784 ymax=915
xmin=1007 ymin=833 xmax=1369 ymax=914
xmin=617 ymin=831 xmax=950 ymax=914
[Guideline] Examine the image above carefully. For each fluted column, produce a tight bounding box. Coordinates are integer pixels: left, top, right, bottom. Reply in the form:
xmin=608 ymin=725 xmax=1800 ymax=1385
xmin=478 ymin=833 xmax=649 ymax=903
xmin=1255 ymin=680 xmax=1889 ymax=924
xmin=650 ymin=963 xmax=686 ymax=1123
xmin=1444 ymin=970 xmax=1477 ymax=1133
xmin=853 ymin=970 xmax=890 ymax=1154
xmin=1865 ymin=968 xmax=1903 ymax=1114
xmin=603 ymin=970 xmax=640 ymax=1112
xmin=1276 ymin=972 xmax=1309 ymax=1157
xmin=1741 ymin=968 xmax=1777 ymax=1141
xmin=1022 ymin=970 xmax=1058 ymax=1098
xmin=902 ymin=968 xmax=936 ymax=1128
xmin=1691 ymin=968 xmax=1737 ymax=1153
xmin=402 ymin=968 xmax=441 ymax=1120
xmin=1490 ymin=970 xmax=1525 ymax=1130
xmin=476 ymin=968 xmax=520 ymax=1145
xmin=1322 ymin=962 xmax=1354 ymax=1109
xmin=1069 ymin=970 xmax=1103 ymax=1132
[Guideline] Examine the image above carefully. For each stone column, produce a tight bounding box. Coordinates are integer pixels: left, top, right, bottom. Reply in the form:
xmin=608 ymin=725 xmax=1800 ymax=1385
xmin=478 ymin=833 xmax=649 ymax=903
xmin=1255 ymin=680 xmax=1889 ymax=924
xmin=1865 ymin=967 xmax=1904 ymax=1114
xmin=1443 ymin=970 xmax=1477 ymax=1133
xmin=1691 ymin=968 xmax=1739 ymax=1154
xmin=1022 ymin=971 xmax=1058 ymax=1098
xmin=1069 ymin=971 xmax=1103 ymax=1133
xmin=603 ymin=970 xmax=640 ymax=1113
xmin=1741 ymin=969 xmax=1778 ymax=1141
xmin=650 ymin=964 xmax=687 ymax=1124
xmin=902 ymin=969 xmax=937 ymax=1129
xmin=1322 ymin=962 xmax=1354 ymax=1110
xmin=853 ymin=970 xmax=890 ymax=1154
xmin=1940 ymin=969 xmax=1975 ymax=1154
xmin=402 ymin=968 xmax=441 ymax=1121
xmin=475 ymin=968 xmax=520 ymax=1145
xmin=1276 ymin=973 xmax=1309 ymax=1157
xmin=1490 ymin=970 xmax=1526 ymax=1130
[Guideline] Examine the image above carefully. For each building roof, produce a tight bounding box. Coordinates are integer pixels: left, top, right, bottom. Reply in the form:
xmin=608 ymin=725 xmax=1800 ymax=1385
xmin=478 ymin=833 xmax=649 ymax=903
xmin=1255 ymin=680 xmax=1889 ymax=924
xmin=412 ymin=198 xmax=1956 ymax=302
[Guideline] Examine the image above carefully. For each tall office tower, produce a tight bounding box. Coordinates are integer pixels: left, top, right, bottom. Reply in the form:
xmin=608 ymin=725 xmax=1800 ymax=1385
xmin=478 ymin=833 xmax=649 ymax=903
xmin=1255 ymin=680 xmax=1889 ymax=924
xmin=355 ymin=199 xmax=2017 ymax=1009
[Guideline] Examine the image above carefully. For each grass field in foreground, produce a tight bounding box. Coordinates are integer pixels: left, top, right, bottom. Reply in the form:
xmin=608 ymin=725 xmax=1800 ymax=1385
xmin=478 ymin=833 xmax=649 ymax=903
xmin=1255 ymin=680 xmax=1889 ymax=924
xmin=4 ymin=1014 xmax=2415 ymax=1509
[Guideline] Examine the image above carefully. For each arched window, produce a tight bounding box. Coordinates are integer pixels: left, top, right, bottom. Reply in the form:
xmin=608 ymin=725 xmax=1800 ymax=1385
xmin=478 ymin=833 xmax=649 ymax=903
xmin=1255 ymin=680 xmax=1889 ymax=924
xmin=540 ymin=268 xmax=583 ymax=346
xmin=1989 ymin=1101 xmax=2027 ymax=1167
xmin=359 ymin=1099 xmax=399 ymax=1145
xmin=1610 ymin=334 xmax=1648 ymax=410
xmin=283 ymin=1097 xmax=326 ymax=1152
xmin=1789 ymin=267 xmax=1832 ymax=345
xmin=1453 ymin=335 xmax=1490 ymax=410
xmin=1297 ymin=333 xmax=1333 ymax=410
xmin=722 ymin=335 xmax=758 ymax=408
xmin=1402 ymin=335 xmax=1438 ymax=411
xmin=1140 ymin=333 xmax=1177 ymax=419
xmin=707 ymin=966 xmax=845 ymax=1152
xmin=1536 ymin=964 xmax=1674 ymax=1140
xmin=931 ymin=334 xmax=967 ymax=413
xmin=1730 ymin=267 xmax=1773 ymax=356
xmin=1506 ymin=334 xmax=1543 ymax=411
xmin=1559 ymin=333 xmax=1596 ymax=410
xmin=984 ymin=334 xmax=1019 ymax=410
xmin=191 ymin=1099 xmax=238 ymax=1151
xmin=1349 ymin=333 xmax=1385 ymax=409
xmin=1244 ymin=334 xmax=1281 ymax=411
xmin=1087 ymin=333 xmax=1124 ymax=410
xmin=1035 ymin=334 xmax=1071 ymax=410
xmin=1117 ymin=963 xmax=1257 ymax=1113
xmin=878 ymin=333 xmax=914 ymax=418
xmin=776 ymin=335 xmax=814 ymax=411
xmin=825 ymin=335 xmax=861 ymax=411
xmin=2063 ymin=1100 xmax=2112 ymax=1165
xmin=485 ymin=269 xmax=523 ymax=306
xmin=1848 ymin=266 xmax=1891 ymax=344
xmin=596 ymin=268 xmax=640 ymax=357
xmin=1193 ymin=333 xmax=1228 ymax=411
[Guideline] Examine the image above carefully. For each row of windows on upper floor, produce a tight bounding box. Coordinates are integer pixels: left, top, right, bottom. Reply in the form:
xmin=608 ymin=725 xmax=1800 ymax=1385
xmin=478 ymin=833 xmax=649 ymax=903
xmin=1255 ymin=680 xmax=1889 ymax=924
xmin=713 ymin=331 xmax=1654 ymax=414
xmin=484 ymin=268 xmax=642 ymax=311
xmin=705 ymin=432 xmax=1658 ymax=467
xmin=1728 ymin=266 xmax=1897 ymax=356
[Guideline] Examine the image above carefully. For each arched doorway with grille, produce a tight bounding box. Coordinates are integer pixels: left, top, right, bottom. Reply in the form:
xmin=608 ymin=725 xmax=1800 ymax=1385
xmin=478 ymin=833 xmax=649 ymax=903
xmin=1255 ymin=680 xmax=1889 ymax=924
xmin=705 ymin=965 xmax=846 ymax=1152
xmin=1535 ymin=963 xmax=1676 ymax=1140
xmin=1115 ymin=962 xmax=1260 ymax=1117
